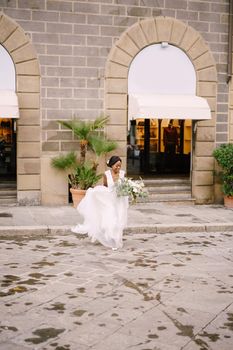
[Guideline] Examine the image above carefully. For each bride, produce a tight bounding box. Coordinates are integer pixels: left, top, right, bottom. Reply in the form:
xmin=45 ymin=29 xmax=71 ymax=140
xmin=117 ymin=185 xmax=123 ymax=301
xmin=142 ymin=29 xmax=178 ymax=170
xmin=71 ymin=156 xmax=128 ymax=250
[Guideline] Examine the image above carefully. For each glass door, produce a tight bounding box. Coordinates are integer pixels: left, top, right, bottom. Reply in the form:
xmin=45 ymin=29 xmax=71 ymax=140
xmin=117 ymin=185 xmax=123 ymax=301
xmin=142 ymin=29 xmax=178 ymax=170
xmin=127 ymin=118 xmax=191 ymax=176
xmin=0 ymin=118 xmax=16 ymax=180
xmin=127 ymin=118 xmax=159 ymax=175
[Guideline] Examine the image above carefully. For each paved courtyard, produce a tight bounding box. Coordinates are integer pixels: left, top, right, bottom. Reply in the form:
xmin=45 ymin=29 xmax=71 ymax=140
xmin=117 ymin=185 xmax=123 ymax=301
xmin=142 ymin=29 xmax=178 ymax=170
xmin=0 ymin=229 xmax=233 ymax=350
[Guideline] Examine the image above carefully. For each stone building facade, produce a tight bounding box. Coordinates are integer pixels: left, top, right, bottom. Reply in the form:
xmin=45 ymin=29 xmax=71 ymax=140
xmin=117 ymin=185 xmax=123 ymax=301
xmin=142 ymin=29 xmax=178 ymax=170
xmin=0 ymin=0 xmax=232 ymax=205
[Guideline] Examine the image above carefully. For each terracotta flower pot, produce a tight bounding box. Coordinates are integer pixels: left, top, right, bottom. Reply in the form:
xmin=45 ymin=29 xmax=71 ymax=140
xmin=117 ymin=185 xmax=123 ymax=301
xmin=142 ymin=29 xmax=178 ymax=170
xmin=70 ymin=188 xmax=86 ymax=208
xmin=224 ymin=195 xmax=233 ymax=209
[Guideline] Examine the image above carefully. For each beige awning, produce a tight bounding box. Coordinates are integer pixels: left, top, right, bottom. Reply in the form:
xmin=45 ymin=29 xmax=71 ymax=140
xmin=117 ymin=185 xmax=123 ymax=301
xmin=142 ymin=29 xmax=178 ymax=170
xmin=128 ymin=94 xmax=211 ymax=120
xmin=0 ymin=90 xmax=19 ymax=118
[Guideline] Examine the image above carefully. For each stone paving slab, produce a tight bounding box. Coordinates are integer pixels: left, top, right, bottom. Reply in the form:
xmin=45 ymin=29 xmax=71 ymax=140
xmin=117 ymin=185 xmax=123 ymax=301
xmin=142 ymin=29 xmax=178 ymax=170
xmin=0 ymin=230 xmax=233 ymax=349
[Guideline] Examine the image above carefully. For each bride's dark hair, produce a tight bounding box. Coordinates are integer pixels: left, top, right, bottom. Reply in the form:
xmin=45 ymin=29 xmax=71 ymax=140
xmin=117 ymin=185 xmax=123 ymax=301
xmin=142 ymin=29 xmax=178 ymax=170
xmin=107 ymin=156 xmax=122 ymax=168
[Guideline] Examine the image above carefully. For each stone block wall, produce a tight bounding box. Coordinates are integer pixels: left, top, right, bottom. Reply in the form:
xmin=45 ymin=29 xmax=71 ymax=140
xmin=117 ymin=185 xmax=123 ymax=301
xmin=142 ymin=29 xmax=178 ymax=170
xmin=0 ymin=0 xmax=231 ymax=204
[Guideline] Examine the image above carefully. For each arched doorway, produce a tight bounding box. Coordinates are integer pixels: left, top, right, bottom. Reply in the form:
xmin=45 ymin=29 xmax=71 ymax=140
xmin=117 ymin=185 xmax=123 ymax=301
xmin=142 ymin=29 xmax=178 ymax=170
xmin=105 ymin=17 xmax=217 ymax=203
xmin=0 ymin=45 xmax=17 ymax=187
xmin=0 ymin=13 xmax=41 ymax=205
xmin=127 ymin=43 xmax=197 ymax=177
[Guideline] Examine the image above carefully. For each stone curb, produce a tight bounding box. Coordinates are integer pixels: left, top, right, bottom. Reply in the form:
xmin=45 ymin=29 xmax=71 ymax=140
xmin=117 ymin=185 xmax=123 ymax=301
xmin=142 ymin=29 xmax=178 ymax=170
xmin=204 ymin=223 xmax=233 ymax=232
xmin=125 ymin=223 xmax=233 ymax=234
xmin=0 ymin=225 xmax=71 ymax=237
xmin=0 ymin=223 xmax=233 ymax=237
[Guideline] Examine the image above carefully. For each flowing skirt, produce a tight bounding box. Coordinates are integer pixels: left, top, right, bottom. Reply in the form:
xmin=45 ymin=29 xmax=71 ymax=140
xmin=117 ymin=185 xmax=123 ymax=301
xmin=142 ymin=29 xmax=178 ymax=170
xmin=71 ymin=185 xmax=128 ymax=249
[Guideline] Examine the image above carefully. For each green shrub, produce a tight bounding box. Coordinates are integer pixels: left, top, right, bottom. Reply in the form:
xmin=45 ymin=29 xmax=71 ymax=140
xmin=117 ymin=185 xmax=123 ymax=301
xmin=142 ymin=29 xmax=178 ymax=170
xmin=213 ymin=143 xmax=233 ymax=196
xmin=51 ymin=116 xmax=117 ymax=190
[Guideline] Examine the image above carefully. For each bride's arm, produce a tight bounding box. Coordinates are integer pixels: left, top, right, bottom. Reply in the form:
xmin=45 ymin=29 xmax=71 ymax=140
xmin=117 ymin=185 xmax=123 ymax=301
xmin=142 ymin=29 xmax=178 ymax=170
xmin=103 ymin=173 xmax=108 ymax=187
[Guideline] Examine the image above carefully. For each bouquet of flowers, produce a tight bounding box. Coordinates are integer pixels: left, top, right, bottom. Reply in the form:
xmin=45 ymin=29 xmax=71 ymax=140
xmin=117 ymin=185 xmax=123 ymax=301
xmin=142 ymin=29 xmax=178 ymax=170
xmin=115 ymin=177 xmax=148 ymax=203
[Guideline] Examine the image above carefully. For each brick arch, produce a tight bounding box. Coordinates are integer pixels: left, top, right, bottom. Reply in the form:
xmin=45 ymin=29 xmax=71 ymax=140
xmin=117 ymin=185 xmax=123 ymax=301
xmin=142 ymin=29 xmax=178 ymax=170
xmin=0 ymin=12 xmax=41 ymax=205
xmin=105 ymin=17 xmax=217 ymax=204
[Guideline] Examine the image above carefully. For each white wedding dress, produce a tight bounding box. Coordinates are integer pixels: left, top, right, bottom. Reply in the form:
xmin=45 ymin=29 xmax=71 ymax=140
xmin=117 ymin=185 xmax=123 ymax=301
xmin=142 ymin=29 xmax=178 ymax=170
xmin=71 ymin=169 xmax=128 ymax=249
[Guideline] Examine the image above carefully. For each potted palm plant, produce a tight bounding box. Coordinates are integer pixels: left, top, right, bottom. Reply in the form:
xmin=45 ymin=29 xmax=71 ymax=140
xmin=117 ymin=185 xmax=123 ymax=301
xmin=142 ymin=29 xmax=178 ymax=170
xmin=51 ymin=116 xmax=117 ymax=207
xmin=213 ymin=143 xmax=233 ymax=208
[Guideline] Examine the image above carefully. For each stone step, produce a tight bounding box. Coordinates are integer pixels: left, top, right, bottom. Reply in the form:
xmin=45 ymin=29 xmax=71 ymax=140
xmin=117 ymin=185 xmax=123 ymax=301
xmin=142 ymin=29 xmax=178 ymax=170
xmin=146 ymin=185 xmax=191 ymax=193
xmin=0 ymin=182 xmax=17 ymax=204
xmin=149 ymin=192 xmax=192 ymax=200
xmin=137 ymin=196 xmax=195 ymax=205
xmin=0 ymin=190 xmax=17 ymax=196
xmin=142 ymin=177 xmax=191 ymax=186
xmin=0 ymin=197 xmax=17 ymax=205
xmin=138 ymin=192 xmax=195 ymax=204
xmin=0 ymin=181 xmax=16 ymax=189
xmin=140 ymin=177 xmax=194 ymax=205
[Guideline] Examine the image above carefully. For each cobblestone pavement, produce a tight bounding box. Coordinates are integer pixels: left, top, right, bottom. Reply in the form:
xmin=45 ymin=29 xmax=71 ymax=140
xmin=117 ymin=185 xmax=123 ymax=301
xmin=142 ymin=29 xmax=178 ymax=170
xmin=0 ymin=230 xmax=233 ymax=350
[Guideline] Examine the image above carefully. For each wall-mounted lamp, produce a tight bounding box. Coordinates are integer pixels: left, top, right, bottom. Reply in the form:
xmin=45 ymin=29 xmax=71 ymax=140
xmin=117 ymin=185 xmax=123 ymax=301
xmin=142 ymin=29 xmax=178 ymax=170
xmin=161 ymin=42 xmax=169 ymax=48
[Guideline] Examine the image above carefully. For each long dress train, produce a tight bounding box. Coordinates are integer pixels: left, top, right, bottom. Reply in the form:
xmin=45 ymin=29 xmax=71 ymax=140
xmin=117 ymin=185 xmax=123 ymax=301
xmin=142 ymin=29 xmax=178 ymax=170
xmin=71 ymin=169 xmax=128 ymax=249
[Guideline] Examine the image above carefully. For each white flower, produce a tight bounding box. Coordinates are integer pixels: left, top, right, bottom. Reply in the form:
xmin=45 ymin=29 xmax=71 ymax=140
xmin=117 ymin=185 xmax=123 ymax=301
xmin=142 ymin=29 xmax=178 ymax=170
xmin=115 ymin=177 xmax=148 ymax=203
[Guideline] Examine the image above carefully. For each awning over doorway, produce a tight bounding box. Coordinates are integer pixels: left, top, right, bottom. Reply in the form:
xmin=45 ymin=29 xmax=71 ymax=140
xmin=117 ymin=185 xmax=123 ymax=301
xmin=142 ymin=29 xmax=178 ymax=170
xmin=0 ymin=90 xmax=19 ymax=118
xmin=128 ymin=94 xmax=211 ymax=120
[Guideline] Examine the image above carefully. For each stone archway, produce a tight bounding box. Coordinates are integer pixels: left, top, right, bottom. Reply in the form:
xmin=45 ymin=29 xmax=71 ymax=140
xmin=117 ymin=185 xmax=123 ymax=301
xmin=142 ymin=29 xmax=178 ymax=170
xmin=0 ymin=13 xmax=41 ymax=205
xmin=105 ymin=16 xmax=217 ymax=204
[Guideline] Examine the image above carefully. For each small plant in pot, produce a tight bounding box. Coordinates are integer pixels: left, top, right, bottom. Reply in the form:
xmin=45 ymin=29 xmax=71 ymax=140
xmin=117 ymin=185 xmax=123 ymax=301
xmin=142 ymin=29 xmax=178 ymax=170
xmin=51 ymin=116 xmax=117 ymax=207
xmin=213 ymin=143 xmax=233 ymax=208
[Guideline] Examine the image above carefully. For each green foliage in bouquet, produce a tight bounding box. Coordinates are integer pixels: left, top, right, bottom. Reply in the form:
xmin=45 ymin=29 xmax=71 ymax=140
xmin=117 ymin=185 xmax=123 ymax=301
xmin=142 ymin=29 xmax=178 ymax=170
xmin=115 ymin=177 xmax=148 ymax=203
